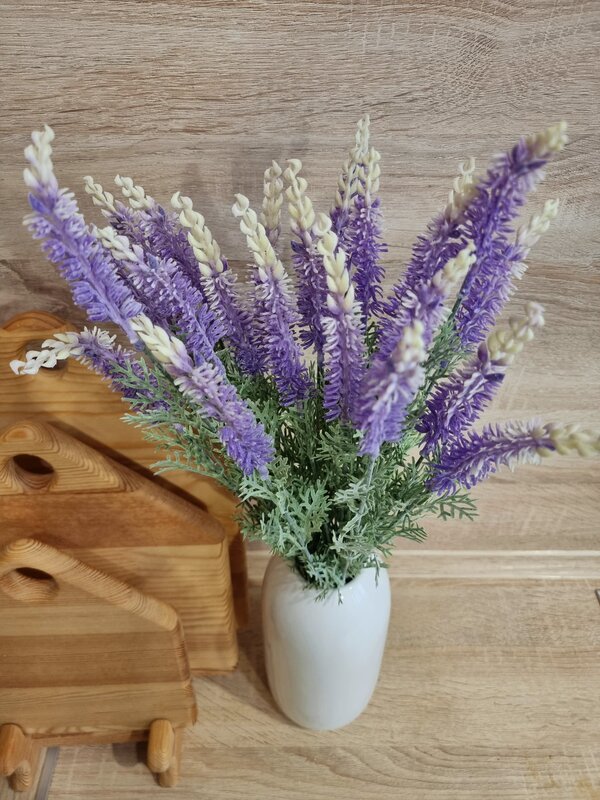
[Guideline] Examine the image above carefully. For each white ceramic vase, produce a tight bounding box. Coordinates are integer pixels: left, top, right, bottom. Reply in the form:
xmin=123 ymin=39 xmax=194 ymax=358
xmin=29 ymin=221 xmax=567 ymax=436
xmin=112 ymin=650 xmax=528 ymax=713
xmin=261 ymin=555 xmax=391 ymax=730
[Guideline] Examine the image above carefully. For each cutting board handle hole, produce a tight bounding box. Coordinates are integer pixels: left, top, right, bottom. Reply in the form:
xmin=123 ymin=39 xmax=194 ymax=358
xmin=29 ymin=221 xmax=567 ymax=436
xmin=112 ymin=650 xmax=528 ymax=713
xmin=0 ymin=567 xmax=59 ymax=603
xmin=11 ymin=454 xmax=55 ymax=491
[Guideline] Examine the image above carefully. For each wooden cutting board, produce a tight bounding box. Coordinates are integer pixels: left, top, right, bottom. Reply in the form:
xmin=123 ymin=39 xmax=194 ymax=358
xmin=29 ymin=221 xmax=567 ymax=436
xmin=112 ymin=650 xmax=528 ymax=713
xmin=0 ymin=537 xmax=196 ymax=789
xmin=0 ymin=419 xmax=238 ymax=673
xmin=0 ymin=310 xmax=248 ymax=626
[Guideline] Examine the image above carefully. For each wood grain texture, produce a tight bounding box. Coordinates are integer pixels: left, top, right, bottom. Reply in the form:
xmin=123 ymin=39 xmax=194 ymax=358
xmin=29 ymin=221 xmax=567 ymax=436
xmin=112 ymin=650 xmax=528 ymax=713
xmin=0 ymin=538 xmax=196 ymax=743
xmin=0 ymin=420 xmax=239 ymax=672
xmin=0 ymin=310 xmax=250 ymax=627
xmin=1 ymin=0 xmax=598 ymax=552
xmin=30 ymin=552 xmax=600 ymax=800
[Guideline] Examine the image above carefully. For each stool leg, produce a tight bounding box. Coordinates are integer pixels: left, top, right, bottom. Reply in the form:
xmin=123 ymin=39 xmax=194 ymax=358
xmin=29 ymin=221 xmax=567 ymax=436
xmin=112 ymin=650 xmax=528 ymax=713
xmin=0 ymin=723 xmax=41 ymax=792
xmin=158 ymin=728 xmax=182 ymax=788
xmin=147 ymin=720 xmax=183 ymax=788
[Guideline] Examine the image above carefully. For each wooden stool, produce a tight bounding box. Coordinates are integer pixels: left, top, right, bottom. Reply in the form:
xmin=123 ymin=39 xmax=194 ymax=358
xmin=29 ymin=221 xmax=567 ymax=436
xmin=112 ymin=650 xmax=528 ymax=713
xmin=0 ymin=538 xmax=197 ymax=789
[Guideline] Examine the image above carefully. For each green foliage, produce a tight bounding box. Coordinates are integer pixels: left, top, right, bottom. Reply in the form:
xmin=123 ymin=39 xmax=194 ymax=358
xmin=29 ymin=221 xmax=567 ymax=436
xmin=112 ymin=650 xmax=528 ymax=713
xmin=115 ymin=320 xmax=477 ymax=596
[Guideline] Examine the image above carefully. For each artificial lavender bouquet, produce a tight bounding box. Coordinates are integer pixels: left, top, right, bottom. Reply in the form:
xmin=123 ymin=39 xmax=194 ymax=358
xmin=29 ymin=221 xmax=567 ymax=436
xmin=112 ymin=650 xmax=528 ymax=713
xmin=12 ymin=118 xmax=599 ymax=594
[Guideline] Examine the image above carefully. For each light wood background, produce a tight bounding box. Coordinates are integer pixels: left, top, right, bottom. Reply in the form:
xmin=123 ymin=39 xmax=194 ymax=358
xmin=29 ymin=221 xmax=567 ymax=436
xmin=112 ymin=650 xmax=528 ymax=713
xmin=0 ymin=0 xmax=598 ymax=554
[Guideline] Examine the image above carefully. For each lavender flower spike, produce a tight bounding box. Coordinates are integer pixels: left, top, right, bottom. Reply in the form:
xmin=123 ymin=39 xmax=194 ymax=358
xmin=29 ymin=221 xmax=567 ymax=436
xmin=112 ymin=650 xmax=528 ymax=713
xmin=354 ymin=321 xmax=426 ymax=458
xmin=9 ymin=327 xmax=159 ymax=406
xmin=418 ymin=302 xmax=545 ymax=453
xmin=97 ymin=225 xmax=223 ymax=366
xmin=114 ymin=175 xmax=155 ymax=210
xmin=430 ymin=419 xmax=600 ymax=495
xmin=172 ymin=192 xmax=262 ymax=375
xmin=379 ymin=157 xmax=477 ymax=324
xmin=511 ymin=198 xmax=560 ymax=280
xmin=83 ymin=176 xmax=145 ymax=247
xmin=23 ymin=127 xmax=143 ymax=343
xmin=260 ymin=161 xmax=284 ymax=248
xmin=315 ymin=213 xmax=366 ymax=421
xmin=232 ymin=194 xmax=310 ymax=405
xmin=132 ymin=315 xmax=273 ymax=475
xmin=377 ymin=240 xmax=476 ymax=360
xmin=348 ymin=145 xmax=387 ymax=325
xmin=454 ymin=123 xmax=567 ymax=347
xmin=284 ymin=159 xmax=328 ymax=358
xmin=330 ymin=114 xmax=370 ymax=243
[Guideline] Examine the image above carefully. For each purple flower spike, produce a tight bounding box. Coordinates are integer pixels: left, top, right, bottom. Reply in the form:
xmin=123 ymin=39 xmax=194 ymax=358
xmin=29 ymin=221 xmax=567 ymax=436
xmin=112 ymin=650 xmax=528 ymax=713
xmin=83 ymin=176 xmax=146 ymax=247
xmin=133 ymin=316 xmax=273 ymax=476
xmin=418 ymin=302 xmax=545 ymax=453
xmin=172 ymin=192 xmax=263 ymax=376
xmin=354 ymin=321 xmax=426 ymax=457
xmin=10 ymin=327 xmax=163 ymax=409
xmin=377 ymin=241 xmax=476 ymax=361
xmin=97 ymin=227 xmax=224 ymax=368
xmin=315 ymin=214 xmax=366 ymax=420
xmin=454 ymin=124 xmax=567 ymax=347
xmin=429 ymin=419 xmax=556 ymax=494
xmin=24 ymin=128 xmax=143 ymax=343
xmin=349 ymin=193 xmax=386 ymax=325
xmin=347 ymin=148 xmax=387 ymax=326
xmin=330 ymin=115 xmax=370 ymax=251
xmin=379 ymin=158 xmax=477 ymax=325
xmin=233 ymin=194 xmax=310 ymax=405
xmin=141 ymin=204 xmax=209 ymax=297
xmin=285 ymin=160 xmax=328 ymax=360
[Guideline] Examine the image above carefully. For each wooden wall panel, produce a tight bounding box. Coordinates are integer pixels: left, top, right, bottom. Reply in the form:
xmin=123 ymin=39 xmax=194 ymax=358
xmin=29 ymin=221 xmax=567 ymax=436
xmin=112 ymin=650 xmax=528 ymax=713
xmin=0 ymin=0 xmax=598 ymax=550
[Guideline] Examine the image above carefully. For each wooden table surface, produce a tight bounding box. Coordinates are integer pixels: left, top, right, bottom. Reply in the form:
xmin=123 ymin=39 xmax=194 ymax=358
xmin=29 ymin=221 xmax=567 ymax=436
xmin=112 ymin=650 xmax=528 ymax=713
xmin=3 ymin=552 xmax=594 ymax=800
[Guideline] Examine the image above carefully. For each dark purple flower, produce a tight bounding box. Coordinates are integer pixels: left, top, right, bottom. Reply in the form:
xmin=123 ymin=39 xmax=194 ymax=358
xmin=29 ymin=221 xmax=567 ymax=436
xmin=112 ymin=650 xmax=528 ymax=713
xmin=429 ymin=419 xmax=556 ymax=494
xmin=233 ymin=194 xmax=310 ymax=405
xmin=315 ymin=217 xmax=366 ymax=420
xmin=378 ymin=158 xmax=478 ymax=329
xmin=454 ymin=125 xmax=567 ymax=347
xmin=140 ymin=203 xmax=209 ymax=298
xmin=348 ymin=193 xmax=386 ymax=325
xmin=96 ymin=227 xmax=224 ymax=369
xmin=376 ymin=241 xmax=476 ymax=360
xmin=418 ymin=302 xmax=545 ymax=454
xmin=285 ymin=161 xmax=328 ymax=361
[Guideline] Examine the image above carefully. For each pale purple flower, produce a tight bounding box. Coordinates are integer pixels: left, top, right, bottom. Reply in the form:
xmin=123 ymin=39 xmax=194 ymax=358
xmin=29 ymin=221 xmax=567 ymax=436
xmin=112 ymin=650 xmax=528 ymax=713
xmin=24 ymin=128 xmax=143 ymax=343
xmin=429 ymin=419 xmax=555 ymax=494
xmin=134 ymin=316 xmax=273 ymax=476
xmin=354 ymin=322 xmax=425 ymax=457
xmin=252 ymin=264 xmax=311 ymax=405
xmin=75 ymin=328 xmax=164 ymax=408
xmin=321 ymin=303 xmax=365 ymax=421
xmin=174 ymin=361 xmax=273 ymax=475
